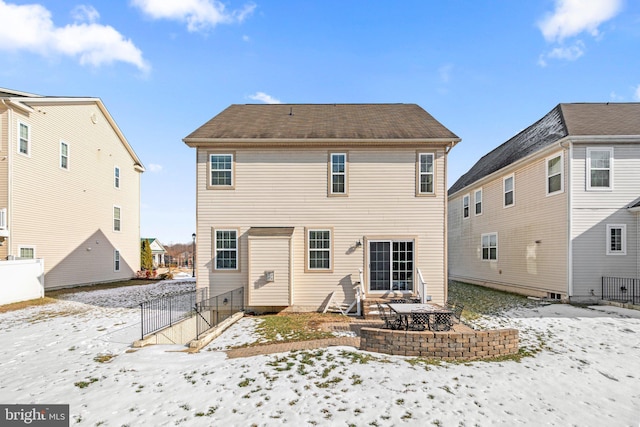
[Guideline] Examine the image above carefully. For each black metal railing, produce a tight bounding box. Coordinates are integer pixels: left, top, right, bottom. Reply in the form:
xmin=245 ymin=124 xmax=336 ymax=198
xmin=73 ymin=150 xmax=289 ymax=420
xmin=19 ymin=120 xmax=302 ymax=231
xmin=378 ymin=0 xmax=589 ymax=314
xmin=602 ymin=276 xmax=640 ymax=305
xmin=195 ymin=287 xmax=244 ymax=339
xmin=140 ymin=288 xmax=209 ymax=339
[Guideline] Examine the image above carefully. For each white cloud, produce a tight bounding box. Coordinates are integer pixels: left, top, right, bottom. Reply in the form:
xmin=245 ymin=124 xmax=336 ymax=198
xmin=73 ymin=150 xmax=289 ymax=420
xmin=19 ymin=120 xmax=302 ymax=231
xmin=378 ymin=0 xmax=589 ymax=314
xmin=71 ymin=5 xmax=100 ymax=24
xmin=538 ymin=0 xmax=623 ymax=42
xmin=248 ymin=92 xmax=282 ymax=104
xmin=547 ymin=41 xmax=585 ymax=61
xmin=634 ymin=85 xmax=640 ymax=101
xmin=0 ymin=1 xmax=149 ymax=72
xmin=148 ymin=163 xmax=163 ymax=173
xmin=132 ymin=0 xmax=256 ymax=32
xmin=438 ymin=64 xmax=453 ymax=83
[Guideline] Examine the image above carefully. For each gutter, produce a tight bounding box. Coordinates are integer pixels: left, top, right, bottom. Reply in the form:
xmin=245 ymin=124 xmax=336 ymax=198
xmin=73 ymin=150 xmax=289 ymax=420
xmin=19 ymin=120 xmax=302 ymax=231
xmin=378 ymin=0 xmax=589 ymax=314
xmin=184 ymin=137 xmax=461 ymax=148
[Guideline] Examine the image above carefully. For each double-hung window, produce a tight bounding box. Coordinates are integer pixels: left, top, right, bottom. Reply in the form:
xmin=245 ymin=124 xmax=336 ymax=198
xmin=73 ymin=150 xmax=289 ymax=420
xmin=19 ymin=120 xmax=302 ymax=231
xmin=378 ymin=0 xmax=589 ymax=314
xmin=606 ymin=224 xmax=626 ymax=255
xmin=210 ymin=154 xmax=234 ymax=187
xmin=462 ymin=194 xmax=470 ymax=219
xmin=546 ymin=153 xmax=563 ymax=195
xmin=19 ymin=246 xmax=35 ymax=259
xmin=481 ymin=233 xmax=497 ymax=261
xmin=114 ymin=250 xmax=121 ymax=271
xmin=114 ymin=167 xmax=120 ymax=189
xmin=504 ymin=175 xmax=514 ymax=207
xmin=307 ymin=229 xmax=331 ymax=270
xmin=60 ymin=141 xmax=69 ymax=170
xmin=0 ymin=208 xmax=6 ymax=230
xmin=329 ymin=153 xmax=347 ymax=195
xmin=418 ymin=153 xmax=434 ymax=194
xmin=113 ymin=206 xmax=121 ymax=232
xmin=215 ymin=229 xmax=238 ymax=270
xmin=587 ymin=148 xmax=613 ymax=190
xmin=474 ymin=189 xmax=482 ymax=215
xmin=18 ymin=122 xmax=30 ymax=156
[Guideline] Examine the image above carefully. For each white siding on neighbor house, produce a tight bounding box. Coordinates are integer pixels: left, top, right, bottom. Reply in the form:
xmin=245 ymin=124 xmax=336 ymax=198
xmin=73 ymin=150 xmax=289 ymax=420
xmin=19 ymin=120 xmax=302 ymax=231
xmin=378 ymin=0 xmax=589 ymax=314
xmin=248 ymin=235 xmax=291 ymax=306
xmin=7 ymin=103 xmax=141 ymax=288
xmin=196 ymin=146 xmax=449 ymax=309
xmin=448 ymin=149 xmax=568 ymax=297
xmin=570 ymin=143 xmax=640 ymax=300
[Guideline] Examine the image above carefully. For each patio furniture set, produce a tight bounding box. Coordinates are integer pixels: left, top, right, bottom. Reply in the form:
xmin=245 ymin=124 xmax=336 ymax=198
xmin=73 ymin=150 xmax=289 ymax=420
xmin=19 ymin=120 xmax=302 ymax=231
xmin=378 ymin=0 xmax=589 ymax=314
xmin=377 ymin=300 xmax=464 ymax=332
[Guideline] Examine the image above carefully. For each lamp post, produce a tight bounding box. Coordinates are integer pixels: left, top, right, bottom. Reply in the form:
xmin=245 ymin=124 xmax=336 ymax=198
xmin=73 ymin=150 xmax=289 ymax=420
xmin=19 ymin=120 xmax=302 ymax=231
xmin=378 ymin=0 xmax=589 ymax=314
xmin=191 ymin=233 xmax=196 ymax=277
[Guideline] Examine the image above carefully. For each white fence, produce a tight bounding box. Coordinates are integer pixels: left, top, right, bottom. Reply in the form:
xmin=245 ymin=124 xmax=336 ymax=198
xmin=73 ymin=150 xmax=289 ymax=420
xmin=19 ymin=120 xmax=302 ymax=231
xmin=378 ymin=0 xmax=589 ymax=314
xmin=0 ymin=259 xmax=45 ymax=305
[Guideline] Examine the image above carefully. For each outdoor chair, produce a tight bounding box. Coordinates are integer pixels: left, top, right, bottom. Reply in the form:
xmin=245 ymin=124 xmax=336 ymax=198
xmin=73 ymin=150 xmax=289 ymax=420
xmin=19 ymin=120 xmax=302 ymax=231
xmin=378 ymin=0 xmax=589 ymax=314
xmin=390 ymin=298 xmax=407 ymax=304
xmin=377 ymin=302 xmax=402 ymax=330
xmin=451 ymin=303 xmax=464 ymax=324
xmin=409 ymin=309 xmax=429 ymax=331
xmin=429 ymin=312 xmax=452 ymax=332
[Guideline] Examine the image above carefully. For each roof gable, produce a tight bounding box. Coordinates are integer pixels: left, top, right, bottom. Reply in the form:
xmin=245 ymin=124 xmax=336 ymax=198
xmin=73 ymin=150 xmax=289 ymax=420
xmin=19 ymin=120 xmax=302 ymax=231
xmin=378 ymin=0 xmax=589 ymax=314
xmin=184 ymin=103 xmax=459 ymax=142
xmin=449 ymin=103 xmax=640 ymax=196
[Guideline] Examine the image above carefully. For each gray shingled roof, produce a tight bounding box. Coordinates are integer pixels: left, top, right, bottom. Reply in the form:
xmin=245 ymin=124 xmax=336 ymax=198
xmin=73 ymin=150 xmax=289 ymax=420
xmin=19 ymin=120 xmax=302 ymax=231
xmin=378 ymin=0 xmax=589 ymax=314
xmin=448 ymin=103 xmax=640 ymax=196
xmin=184 ymin=104 xmax=459 ymax=141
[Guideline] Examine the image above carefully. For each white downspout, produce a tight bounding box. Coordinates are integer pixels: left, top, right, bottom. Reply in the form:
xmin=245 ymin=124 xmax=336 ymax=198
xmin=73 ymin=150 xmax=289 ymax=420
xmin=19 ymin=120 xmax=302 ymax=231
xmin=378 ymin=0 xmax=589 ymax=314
xmin=566 ymin=141 xmax=574 ymax=299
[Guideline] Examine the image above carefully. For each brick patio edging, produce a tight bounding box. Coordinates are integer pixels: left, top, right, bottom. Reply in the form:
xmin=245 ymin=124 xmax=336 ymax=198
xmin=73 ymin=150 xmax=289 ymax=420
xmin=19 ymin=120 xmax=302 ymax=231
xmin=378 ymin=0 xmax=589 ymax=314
xmin=359 ymin=327 xmax=519 ymax=360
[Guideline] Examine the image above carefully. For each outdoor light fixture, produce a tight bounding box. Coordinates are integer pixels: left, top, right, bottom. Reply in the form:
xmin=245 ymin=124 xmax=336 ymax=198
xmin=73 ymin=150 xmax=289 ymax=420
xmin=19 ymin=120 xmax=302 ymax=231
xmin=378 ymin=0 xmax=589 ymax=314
xmin=355 ymin=240 xmax=362 ymax=248
xmin=191 ymin=233 xmax=196 ymax=278
xmin=223 ymin=298 xmax=228 ymax=305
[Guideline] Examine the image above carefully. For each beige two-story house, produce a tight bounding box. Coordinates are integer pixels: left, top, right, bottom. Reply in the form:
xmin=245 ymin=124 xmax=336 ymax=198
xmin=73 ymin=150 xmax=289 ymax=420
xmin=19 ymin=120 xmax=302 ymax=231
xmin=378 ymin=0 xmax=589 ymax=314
xmin=448 ymin=103 xmax=640 ymax=303
xmin=184 ymin=104 xmax=460 ymax=311
xmin=0 ymin=88 xmax=144 ymax=289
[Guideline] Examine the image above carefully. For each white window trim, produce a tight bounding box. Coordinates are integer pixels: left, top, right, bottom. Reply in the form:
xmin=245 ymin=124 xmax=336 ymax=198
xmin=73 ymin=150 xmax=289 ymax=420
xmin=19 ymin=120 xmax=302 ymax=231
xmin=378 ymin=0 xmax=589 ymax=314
xmin=418 ymin=152 xmax=435 ymax=195
xmin=60 ymin=140 xmax=70 ymax=170
xmin=503 ymin=174 xmax=515 ymax=208
xmin=18 ymin=245 xmax=36 ymax=259
xmin=481 ymin=233 xmax=498 ymax=261
xmin=114 ymin=166 xmax=121 ymax=189
xmin=606 ymin=224 xmax=626 ymax=255
xmin=214 ymin=229 xmax=238 ymax=270
xmin=329 ymin=152 xmax=347 ymax=195
xmin=546 ymin=152 xmax=564 ymax=196
xmin=18 ymin=121 xmax=30 ymax=157
xmin=462 ymin=194 xmax=470 ymax=219
xmin=307 ymin=228 xmax=332 ymax=271
xmin=587 ymin=147 xmax=614 ymax=191
xmin=0 ymin=208 xmax=6 ymax=230
xmin=474 ymin=188 xmax=483 ymax=216
xmin=209 ymin=153 xmax=235 ymax=188
xmin=114 ymin=249 xmax=121 ymax=272
xmin=113 ymin=205 xmax=122 ymax=232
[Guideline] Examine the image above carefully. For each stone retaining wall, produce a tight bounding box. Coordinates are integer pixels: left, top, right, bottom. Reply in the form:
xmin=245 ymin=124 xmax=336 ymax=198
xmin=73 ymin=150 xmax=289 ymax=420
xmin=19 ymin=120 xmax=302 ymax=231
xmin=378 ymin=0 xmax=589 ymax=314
xmin=359 ymin=327 xmax=519 ymax=360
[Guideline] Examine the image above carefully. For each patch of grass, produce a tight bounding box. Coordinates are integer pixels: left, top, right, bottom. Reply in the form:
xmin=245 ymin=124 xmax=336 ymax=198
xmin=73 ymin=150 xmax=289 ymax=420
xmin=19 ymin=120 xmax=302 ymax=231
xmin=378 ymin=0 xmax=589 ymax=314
xmin=0 ymin=297 xmax=59 ymax=313
xmin=242 ymin=313 xmax=345 ymax=346
xmin=238 ymin=378 xmax=255 ymax=387
xmin=94 ymin=353 xmax=117 ymax=363
xmin=448 ymin=280 xmax=539 ymax=322
xmin=74 ymin=377 xmax=99 ymax=389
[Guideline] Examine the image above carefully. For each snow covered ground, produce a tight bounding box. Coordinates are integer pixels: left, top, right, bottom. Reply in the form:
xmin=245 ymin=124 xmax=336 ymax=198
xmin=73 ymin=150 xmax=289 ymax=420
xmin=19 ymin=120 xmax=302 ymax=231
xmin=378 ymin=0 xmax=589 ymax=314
xmin=1 ymin=280 xmax=639 ymax=426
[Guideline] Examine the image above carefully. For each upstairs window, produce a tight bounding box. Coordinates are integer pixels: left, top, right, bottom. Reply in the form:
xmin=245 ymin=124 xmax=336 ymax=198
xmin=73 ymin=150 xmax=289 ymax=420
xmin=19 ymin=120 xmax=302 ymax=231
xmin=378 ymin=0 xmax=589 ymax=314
xmin=18 ymin=122 xmax=30 ymax=156
xmin=329 ymin=153 xmax=347 ymax=195
xmin=606 ymin=224 xmax=626 ymax=255
xmin=587 ymin=148 xmax=613 ymax=190
xmin=114 ymin=167 xmax=120 ymax=189
xmin=418 ymin=153 xmax=434 ymax=194
xmin=481 ymin=233 xmax=497 ymax=261
xmin=474 ymin=189 xmax=483 ymax=215
xmin=546 ymin=153 xmax=563 ymax=195
xmin=60 ymin=141 xmax=69 ymax=170
xmin=215 ymin=229 xmax=238 ymax=270
xmin=113 ymin=206 xmax=121 ymax=232
xmin=504 ymin=175 xmax=514 ymax=207
xmin=308 ymin=229 xmax=331 ymax=270
xmin=210 ymin=154 xmax=234 ymax=187
xmin=462 ymin=194 xmax=470 ymax=219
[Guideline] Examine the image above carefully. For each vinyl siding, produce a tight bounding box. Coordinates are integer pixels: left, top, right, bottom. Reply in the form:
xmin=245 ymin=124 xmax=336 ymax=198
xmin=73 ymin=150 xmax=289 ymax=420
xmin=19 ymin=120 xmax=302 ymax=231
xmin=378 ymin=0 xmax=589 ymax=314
xmin=570 ymin=143 xmax=640 ymax=300
xmin=196 ymin=146 xmax=449 ymax=309
xmin=248 ymin=235 xmax=291 ymax=306
xmin=7 ymin=103 xmax=141 ymax=288
xmin=0 ymin=109 xmax=8 ymax=260
xmin=448 ymin=149 xmax=568 ymax=296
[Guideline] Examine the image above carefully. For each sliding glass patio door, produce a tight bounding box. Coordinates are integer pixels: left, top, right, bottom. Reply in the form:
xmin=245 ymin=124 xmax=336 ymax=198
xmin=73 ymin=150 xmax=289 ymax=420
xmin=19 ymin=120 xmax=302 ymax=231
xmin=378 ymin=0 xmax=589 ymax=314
xmin=368 ymin=240 xmax=414 ymax=292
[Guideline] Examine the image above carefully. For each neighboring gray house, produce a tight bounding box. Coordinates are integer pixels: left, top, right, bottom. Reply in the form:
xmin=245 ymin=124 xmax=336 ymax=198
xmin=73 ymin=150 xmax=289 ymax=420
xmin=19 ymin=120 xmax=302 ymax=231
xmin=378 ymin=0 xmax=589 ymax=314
xmin=448 ymin=103 xmax=640 ymax=303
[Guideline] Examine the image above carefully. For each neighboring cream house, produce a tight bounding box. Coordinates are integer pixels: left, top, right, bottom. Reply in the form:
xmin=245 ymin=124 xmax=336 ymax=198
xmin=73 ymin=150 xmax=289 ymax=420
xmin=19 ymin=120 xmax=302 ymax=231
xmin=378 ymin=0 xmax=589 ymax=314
xmin=0 ymin=88 xmax=144 ymax=289
xmin=184 ymin=104 xmax=460 ymax=311
xmin=448 ymin=103 xmax=640 ymax=303
xmin=141 ymin=238 xmax=167 ymax=267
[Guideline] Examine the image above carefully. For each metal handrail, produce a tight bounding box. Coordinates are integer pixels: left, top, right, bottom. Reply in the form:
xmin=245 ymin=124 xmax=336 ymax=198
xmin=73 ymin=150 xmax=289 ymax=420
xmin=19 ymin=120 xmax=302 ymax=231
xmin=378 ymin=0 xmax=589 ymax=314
xmin=602 ymin=276 xmax=639 ymax=304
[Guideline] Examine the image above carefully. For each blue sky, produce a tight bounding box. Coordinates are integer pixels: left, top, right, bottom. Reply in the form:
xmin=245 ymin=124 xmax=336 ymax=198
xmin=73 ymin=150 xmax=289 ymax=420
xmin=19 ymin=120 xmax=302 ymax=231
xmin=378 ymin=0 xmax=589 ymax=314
xmin=1 ymin=0 xmax=638 ymax=244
